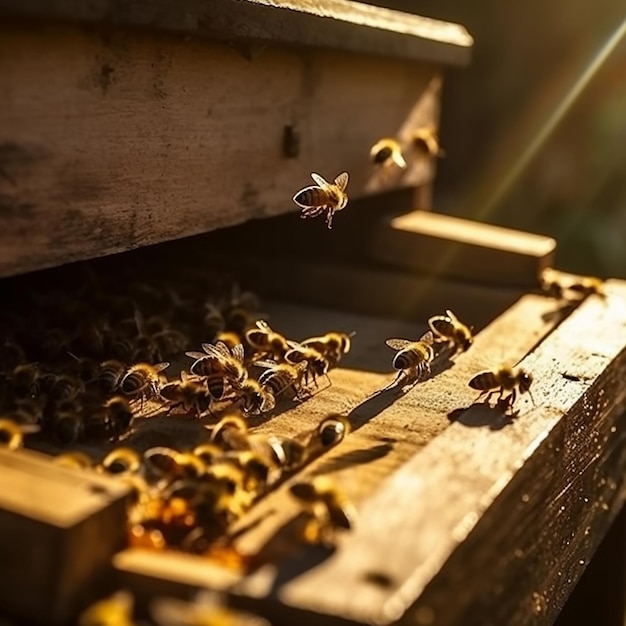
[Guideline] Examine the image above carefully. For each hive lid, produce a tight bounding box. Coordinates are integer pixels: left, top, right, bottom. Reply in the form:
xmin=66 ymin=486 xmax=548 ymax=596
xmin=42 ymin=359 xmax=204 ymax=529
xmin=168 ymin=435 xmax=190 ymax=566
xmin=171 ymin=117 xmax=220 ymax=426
xmin=0 ymin=0 xmax=473 ymax=65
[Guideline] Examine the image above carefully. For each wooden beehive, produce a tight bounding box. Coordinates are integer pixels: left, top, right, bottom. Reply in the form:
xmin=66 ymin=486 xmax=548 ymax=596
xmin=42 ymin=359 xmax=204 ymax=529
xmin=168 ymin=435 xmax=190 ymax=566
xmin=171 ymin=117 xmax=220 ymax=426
xmin=2 ymin=3 xmax=626 ymax=626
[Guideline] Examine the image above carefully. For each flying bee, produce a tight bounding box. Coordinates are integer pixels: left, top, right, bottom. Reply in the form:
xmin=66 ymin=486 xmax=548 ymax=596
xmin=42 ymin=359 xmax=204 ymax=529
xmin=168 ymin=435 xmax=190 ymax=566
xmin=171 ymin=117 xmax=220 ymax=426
xmin=245 ymin=320 xmax=290 ymax=361
xmin=468 ymin=365 xmax=534 ymax=410
xmin=412 ymin=126 xmax=445 ymax=159
xmin=289 ymin=476 xmax=356 ymax=545
xmin=385 ymin=331 xmax=435 ymax=384
xmin=285 ymin=343 xmax=330 ymax=387
xmin=159 ymin=371 xmax=212 ymax=417
xmin=293 ymin=171 xmax=349 ymax=229
xmin=120 ymin=362 xmax=170 ymax=404
xmin=369 ymin=137 xmax=407 ymax=169
xmin=255 ymin=360 xmax=308 ymax=400
xmin=301 ymin=331 xmax=353 ymax=368
xmin=428 ymin=309 xmax=473 ymax=354
xmin=230 ymin=378 xmax=276 ymax=415
xmin=99 ymin=359 xmax=127 ymax=395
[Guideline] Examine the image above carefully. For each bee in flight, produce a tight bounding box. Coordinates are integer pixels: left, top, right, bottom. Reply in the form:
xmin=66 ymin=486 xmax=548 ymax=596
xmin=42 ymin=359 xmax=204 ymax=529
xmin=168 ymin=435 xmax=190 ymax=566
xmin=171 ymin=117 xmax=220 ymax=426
xmin=468 ymin=365 xmax=534 ymax=411
xmin=293 ymin=171 xmax=349 ymax=229
xmin=385 ymin=331 xmax=435 ymax=384
xmin=428 ymin=309 xmax=473 ymax=354
xmin=412 ymin=126 xmax=445 ymax=159
xmin=369 ymin=138 xmax=407 ymax=169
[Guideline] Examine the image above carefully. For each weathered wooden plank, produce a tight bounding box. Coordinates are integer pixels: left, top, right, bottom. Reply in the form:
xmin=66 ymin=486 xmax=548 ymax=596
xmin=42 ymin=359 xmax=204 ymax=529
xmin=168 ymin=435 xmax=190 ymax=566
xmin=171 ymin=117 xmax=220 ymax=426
xmin=369 ymin=210 xmax=557 ymax=287
xmin=0 ymin=447 xmax=130 ymax=624
xmin=0 ymin=0 xmax=473 ymax=66
xmin=245 ymin=282 xmax=625 ymax=626
xmin=0 ymin=24 xmax=441 ymax=277
xmin=114 ymin=290 xmax=569 ymax=617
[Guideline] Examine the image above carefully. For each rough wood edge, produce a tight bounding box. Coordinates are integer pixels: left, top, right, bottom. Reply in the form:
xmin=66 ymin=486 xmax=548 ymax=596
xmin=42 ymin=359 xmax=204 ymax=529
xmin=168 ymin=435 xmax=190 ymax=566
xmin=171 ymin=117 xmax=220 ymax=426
xmin=0 ymin=0 xmax=473 ymax=65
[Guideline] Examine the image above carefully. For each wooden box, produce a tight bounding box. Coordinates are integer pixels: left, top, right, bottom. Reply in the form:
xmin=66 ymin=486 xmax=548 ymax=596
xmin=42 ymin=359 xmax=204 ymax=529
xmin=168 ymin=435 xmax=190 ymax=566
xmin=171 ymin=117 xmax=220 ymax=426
xmin=2 ymin=3 xmax=626 ymax=626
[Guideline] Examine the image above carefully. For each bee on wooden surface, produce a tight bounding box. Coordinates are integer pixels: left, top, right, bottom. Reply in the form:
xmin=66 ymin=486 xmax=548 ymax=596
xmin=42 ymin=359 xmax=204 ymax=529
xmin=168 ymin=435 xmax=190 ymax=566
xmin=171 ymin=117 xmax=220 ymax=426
xmin=385 ymin=331 xmax=435 ymax=384
xmin=120 ymin=362 xmax=170 ymax=404
xmin=369 ymin=137 xmax=407 ymax=169
xmin=428 ymin=309 xmax=473 ymax=354
xmin=293 ymin=171 xmax=349 ymax=229
xmin=285 ymin=343 xmax=330 ymax=388
xmin=96 ymin=396 xmax=135 ymax=440
xmin=0 ymin=417 xmax=25 ymax=450
xmin=230 ymin=378 xmax=276 ymax=415
xmin=301 ymin=331 xmax=353 ymax=368
xmin=245 ymin=320 xmax=290 ymax=361
xmin=568 ymin=276 xmax=605 ymax=298
xmin=468 ymin=365 xmax=534 ymax=410
xmin=209 ymin=414 xmax=249 ymax=450
xmin=541 ymin=269 xmax=606 ymax=302
xmin=412 ymin=126 xmax=445 ymax=159
xmin=186 ymin=342 xmax=246 ymax=386
xmin=255 ymin=360 xmax=308 ymax=400
xmin=160 ymin=371 xmax=213 ymax=417
xmin=99 ymin=359 xmax=127 ymax=395
xmin=314 ymin=414 xmax=350 ymax=448
xmin=289 ymin=476 xmax=355 ymax=545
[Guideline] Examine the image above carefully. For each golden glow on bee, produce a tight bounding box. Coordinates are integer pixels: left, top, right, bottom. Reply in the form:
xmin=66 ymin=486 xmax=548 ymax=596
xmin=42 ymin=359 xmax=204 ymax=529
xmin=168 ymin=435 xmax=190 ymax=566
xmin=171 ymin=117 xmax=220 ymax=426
xmin=468 ymin=365 xmax=534 ymax=410
xmin=385 ymin=331 xmax=435 ymax=383
xmin=413 ymin=126 xmax=444 ymax=158
xmin=293 ymin=171 xmax=349 ymax=229
xmin=428 ymin=309 xmax=473 ymax=353
xmin=370 ymin=138 xmax=407 ymax=169
xmin=0 ymin=418 xmax=24 ymax=450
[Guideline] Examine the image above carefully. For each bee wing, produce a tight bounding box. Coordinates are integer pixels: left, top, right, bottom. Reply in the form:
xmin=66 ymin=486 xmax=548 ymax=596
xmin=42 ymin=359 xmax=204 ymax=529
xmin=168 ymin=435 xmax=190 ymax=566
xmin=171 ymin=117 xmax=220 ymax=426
xmin=185 ymin=351 xmax=207 ymax=360
xmin=468 ymin=371 xmax=489 ymax=389
xmin=286 ymin=340 xmax=301 ymax=349
xmin=385 ymin=338 xmax=411 ymax=350
xmin=153 ymin=362 xmax=170 ymax=373
xmin=333 ymin=171 xmax=349 ymax=191
xmin=201 ymin=342 xmax=228 ymax=358
xmin=419 ymin=331 xmax=434 ymax=345
xmin=293 ymin=186 xmax=320 ymax=208
xmin=310 ymin=172 xmax=330 ymax=188
xmin=261 ymin=392 xmax=276 ymax=412
xmin=253 ymin=359 xmax=278 ymax=370
xmin=256 ymin=320 xmax=272 ymax=332
xmin=230 ymin=343 xmax=245 ymax=363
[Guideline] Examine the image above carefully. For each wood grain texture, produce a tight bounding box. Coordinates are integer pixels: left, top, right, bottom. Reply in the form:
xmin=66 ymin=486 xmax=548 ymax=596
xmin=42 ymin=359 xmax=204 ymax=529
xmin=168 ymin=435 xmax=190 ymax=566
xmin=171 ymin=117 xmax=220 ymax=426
xmin=0 ymin=24 xmax=441 ymax=277
xmin=244 ymin=282 xmax=626 ymax=626
xmin=114 ymin=290 xmax=570 ymax=620
xmin=0 ymin=447 xmax=130 ymax=623
xmin=369 ymin=210 xmax=557 ymax=287
xmin=0 ymin=0 xmax=473 ymax=66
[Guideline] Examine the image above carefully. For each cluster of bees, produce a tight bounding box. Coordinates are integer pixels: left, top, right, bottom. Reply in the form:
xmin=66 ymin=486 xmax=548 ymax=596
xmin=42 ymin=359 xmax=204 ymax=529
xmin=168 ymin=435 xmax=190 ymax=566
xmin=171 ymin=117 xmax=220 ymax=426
xmin=0 ymin=265 xmax=357 ymax=552
xmin=292 ymin=126 xmax=442 ymax=229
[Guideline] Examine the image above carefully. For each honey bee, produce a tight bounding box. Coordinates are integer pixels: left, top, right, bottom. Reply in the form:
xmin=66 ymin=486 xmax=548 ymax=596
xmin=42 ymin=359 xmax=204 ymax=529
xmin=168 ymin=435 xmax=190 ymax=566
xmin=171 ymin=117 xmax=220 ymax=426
xmin=301 ymin=331 xmax=353 ymax=368
xmin=120 ymin=362 xmax=170 ymax=404
xmin=293 ymin=171 xmax=349 ymax=229
xmin=39 ymin=372 xmax=85 ymax=403
xmin=186 ymin=342 xmax=246 ymax=386
xmin=66 ymin=352 xmax=100 ymax=383
xmin=385 ymin=331 xmax=435 ymax=383
xmin=289 ymin=476 xmax=355 ymax=545
xmin=255 ymin=360 xmax=307 ymax=400
xmin=540 ymin=269 xmax=605 ymax=302
xmin=209 ymin=414 xmax=249 ymax=449
xmin=428 ymin=309 xmax=473 ymax=353
xmin=315 ymin=414 xmax=350 ymax=448
xmin=285 ymin=343 xmax=329 ymax=387
xmin=245 ymin=320 xmax=290 ymax=361
xmin=49 ymin=399 xmax=84 ymax=445
xmin=568 ymin=276 xmax=605 ymax=298
xmin=468 ymin=366 xmax=534 ymax=410
xmin=412 ymin=126 xmax=444 ymax=159
xmin=84 ymin=396 xmax=134 ymax=441
xmin=230 ymin=378 xmax=276 ymax=414
xmin=98 ymin=360 xmax=127 ymax=395
xmin=369 ymin=138 xmax=407 ymax=169
xmin=160 ymin=371 xmax=213 ymax=417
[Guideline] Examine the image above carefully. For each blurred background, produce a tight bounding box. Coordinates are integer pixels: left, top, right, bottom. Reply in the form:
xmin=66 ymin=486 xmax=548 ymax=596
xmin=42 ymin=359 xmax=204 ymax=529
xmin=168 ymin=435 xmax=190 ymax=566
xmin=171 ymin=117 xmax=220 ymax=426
xmin=361 ymin=1 xmax=626 ymax=278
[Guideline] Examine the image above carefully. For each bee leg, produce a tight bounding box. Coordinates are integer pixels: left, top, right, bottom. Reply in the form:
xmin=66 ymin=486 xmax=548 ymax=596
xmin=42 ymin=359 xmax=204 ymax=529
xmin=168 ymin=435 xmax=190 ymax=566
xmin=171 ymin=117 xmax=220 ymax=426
xmin=325 ymin=209 xmax=335 ymax=229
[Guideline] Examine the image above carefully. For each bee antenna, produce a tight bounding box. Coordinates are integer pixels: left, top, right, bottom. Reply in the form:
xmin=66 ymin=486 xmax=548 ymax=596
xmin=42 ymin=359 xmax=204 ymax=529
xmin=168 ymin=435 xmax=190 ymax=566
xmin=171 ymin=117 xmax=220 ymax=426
xmin=348 ymin=331 xmax=357 ymax=338
xmin=66 ymin=351 xmax=80 ymax=361
xmin=528 ymin=389 xmax=537 ymax=406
